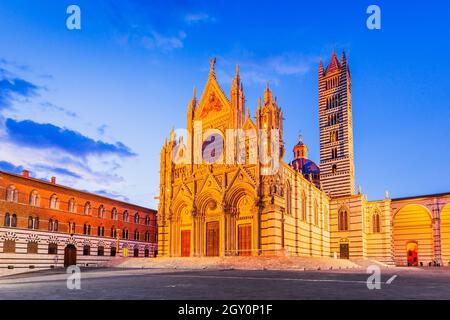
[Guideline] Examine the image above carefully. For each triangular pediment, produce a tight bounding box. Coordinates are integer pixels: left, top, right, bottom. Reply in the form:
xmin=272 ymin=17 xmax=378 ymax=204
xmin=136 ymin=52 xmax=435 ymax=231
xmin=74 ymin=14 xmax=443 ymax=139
xmin=194 ymin=74 xmax=231 ymax=123
xmin=198 ymin=172 xmax=223 ymax=194
xmin=242 ymin=114 xmax=256 ymax=131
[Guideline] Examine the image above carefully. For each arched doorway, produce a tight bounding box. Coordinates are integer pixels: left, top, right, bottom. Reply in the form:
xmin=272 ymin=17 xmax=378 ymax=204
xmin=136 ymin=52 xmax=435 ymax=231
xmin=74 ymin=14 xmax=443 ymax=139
xmin=406 ymin=242 xmax=419 ymax=266
xmin=440 ymin=203 xmax=450 ymax=265
xmin=393 ymin=204 xmax=433 ymax=266
xmin=64 ymin=244 xmax=77 ymax=268
xmin=339 ymin=238 xmax=349 ymax=259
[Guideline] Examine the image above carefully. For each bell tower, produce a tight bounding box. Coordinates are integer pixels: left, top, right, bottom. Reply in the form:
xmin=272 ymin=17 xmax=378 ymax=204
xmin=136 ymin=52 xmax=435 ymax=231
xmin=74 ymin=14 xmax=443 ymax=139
xmin=319 ymin=50 xmax=355 ymax=197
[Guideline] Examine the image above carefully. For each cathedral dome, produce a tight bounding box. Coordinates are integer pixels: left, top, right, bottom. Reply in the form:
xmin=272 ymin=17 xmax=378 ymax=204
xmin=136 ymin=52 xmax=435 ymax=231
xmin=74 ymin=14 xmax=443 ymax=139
xmin=291 ymin=158 xmax=320 ymax=175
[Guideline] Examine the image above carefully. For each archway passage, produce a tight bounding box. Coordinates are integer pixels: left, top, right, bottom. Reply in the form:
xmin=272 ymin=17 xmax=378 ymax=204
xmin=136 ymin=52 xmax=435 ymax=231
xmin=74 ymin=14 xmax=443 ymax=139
xmin=440 ymin=204 xmax=450 ymax=265
xmin=64 ymin=244 xmax=77 ymax=268
xmin=238 ymin=224 xmax=252 ymax=256
xmin=407 ymin=242 xmax=419 ymax=266
xmin=181 ymin=230 xmax=191 ymax=257
xmin=206 ymin=221 xmax=219 ymax=256
xmin=393 ymin=205 xmax=433 ymax=266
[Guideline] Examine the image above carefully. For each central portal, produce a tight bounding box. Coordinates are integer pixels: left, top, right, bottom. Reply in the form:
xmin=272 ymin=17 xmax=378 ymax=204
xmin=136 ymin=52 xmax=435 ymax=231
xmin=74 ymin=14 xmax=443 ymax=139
xmin=206 ymin=221 xmax=219 ymax=256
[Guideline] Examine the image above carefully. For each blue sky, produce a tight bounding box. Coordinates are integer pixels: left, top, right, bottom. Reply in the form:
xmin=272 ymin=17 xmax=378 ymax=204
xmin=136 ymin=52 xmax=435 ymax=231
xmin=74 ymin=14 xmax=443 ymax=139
xmin=0 ymin=0 xmax=449 ymax=208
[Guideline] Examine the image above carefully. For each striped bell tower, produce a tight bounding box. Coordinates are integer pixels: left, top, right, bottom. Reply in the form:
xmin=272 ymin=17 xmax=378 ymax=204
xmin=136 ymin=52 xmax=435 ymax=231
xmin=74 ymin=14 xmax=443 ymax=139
xmin=319 ymin=50 xmax=355 ymax=197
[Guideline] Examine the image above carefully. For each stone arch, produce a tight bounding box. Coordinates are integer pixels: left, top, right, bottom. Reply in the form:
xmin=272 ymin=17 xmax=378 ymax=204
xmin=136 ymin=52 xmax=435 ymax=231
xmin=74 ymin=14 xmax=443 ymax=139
xmin=224 ymin=183 xmax=257 ymax=256
xmin=224 ymin=182 xmax=256 ymax=216
xmin=393 ymin=204 xmax=433 ymax=266
xmin=196 ymin=189 xmax=222 ymax=217
xmin=440 ymin=203 xmax=450 ymax=265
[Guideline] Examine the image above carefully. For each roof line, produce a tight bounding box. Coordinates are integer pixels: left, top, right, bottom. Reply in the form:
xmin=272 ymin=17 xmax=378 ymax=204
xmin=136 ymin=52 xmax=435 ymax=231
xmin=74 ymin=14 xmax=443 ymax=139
xmin=391 ymin=192 xmax=450 ymax=202
xmin=0 ymin=170 xmax=155 ymax=212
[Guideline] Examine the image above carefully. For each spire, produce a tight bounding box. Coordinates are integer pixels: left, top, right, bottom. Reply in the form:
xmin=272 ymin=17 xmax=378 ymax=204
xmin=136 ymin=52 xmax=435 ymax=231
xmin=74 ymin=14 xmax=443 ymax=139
xmin=298 ymin=133 xmax=303 ymax=144
xmin=236 ymin=64 xmax=240 ymax=80
xmin=319 ymin=59 xmax=324 ymax=77
xmin=264 ymin=83 xmax=272 ymax=105
xmin=246 ymin=108 xmax=250 ymax=118
xmin=191 ymin=86 xmax=197 ymax=106
xmin=326 ymin=49 xmax=340 ymax=75
xmin=341 ymin=49 xmax=347 ymax=62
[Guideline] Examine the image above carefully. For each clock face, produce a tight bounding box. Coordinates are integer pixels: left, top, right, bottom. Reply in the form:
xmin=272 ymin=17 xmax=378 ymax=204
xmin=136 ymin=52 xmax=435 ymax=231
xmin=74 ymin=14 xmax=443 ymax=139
xmin=202 ymin=132 xmax=223 ymax=164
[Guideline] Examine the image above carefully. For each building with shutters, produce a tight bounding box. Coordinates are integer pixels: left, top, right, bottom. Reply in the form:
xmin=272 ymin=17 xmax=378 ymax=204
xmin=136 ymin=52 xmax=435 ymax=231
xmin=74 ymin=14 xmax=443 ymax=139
xmin=157 ymin=52 xmax=450 ymax=267
xmin=0 ymin=169 xmax=157 ymax=269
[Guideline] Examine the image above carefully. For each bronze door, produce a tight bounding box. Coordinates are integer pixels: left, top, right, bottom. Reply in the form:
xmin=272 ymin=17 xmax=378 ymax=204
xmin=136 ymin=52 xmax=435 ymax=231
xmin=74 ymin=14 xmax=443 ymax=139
xmin=206 ymin=221 xmax=219 ymax=256
xmin=181 ymin=230 xmax=191 ymax=257
xmin=238 ymin=224 xmax=252 ymax=256
xmin=64 ymin=244 xmax=77 ymax=268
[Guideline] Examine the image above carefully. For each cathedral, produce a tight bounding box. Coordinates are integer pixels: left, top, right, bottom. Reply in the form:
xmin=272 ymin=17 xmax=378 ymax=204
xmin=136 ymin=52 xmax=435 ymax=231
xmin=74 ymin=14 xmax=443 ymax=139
xmin=157 ymin=51 xmax=450 ymax=266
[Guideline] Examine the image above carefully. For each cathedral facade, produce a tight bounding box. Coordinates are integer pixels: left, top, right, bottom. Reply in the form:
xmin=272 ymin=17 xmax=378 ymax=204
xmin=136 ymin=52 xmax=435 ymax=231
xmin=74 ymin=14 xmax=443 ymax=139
xmin=158 ymin=52 xmax=450 ymax=266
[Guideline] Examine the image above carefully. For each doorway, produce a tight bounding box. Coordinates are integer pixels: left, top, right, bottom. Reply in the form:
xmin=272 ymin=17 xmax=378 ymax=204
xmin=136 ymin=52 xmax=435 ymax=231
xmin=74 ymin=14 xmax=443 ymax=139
xmin=206 ymin=221 xmax=219 ymax=256
xmin=181 ymin=230 xmax=191 ymax=257
xmin=340 ymin=243 xmax=349 ymax=259
xmin=238 ymin=224 xmax=252 ymax=256
xmin=64 ymin=244 xmax=77 ymax=268
xmin=407 ymin=242 xmax=419 ymax=266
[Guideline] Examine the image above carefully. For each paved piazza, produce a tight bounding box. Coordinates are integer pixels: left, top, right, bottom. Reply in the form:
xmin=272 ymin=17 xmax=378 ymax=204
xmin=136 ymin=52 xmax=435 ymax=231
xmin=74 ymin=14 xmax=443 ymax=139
xmin=1 ymin=267 xmax=450 ymax=300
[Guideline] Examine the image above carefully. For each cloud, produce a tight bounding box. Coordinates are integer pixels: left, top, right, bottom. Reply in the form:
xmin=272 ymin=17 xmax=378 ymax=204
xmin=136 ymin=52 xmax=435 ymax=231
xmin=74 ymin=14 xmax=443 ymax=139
xmin=93 ymin=189 xmax=130 ymax=202
xmin=97 ymin=124 xmax=108 ymax=135
xmin=142 ymin=31 xmax=186 ymax=52
xmin=185 ymin=13 xmax=216 ymax=24
xmin=0 ymin=161 xmax=24 ymax=174
xmin=32 ymin=164 xmax=82 ymax=179
xmin=40 ymin=102 xmax=78 ymax=118
xmin=216 ymin=53 xmax=320 ymax=86
xmin=4 ymin=118 xmax=136 ymax=158
xmin=0 ymin=77 xmax=40 ymax=110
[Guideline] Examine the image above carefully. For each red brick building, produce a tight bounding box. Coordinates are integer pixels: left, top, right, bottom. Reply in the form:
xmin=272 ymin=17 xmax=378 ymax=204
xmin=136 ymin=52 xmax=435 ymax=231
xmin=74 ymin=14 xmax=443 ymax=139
xmin=0 ymin=169 xmax=157 ymax=269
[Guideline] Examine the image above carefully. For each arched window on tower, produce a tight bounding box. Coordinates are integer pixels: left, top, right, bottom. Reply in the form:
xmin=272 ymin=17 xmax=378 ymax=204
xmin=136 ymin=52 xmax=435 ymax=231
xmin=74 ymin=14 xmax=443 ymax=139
xmin=332 ymin=164 xmax=337 ymax=174
xmin=134 ymin=212 xmax=139 ymax=224
xmin=338 ymin=208 xmax=349 ymax=231
xmin=123 ymin=210 xmax=129 ymax=222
